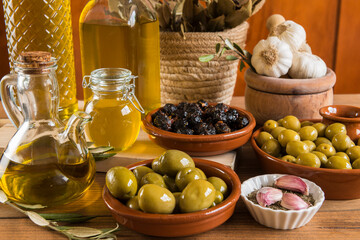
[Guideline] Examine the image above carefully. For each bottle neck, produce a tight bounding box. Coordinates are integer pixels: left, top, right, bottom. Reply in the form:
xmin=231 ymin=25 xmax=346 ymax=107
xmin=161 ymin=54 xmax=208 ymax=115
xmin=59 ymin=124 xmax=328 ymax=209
xmin=17 ymin=71 xmax=60 ymax=122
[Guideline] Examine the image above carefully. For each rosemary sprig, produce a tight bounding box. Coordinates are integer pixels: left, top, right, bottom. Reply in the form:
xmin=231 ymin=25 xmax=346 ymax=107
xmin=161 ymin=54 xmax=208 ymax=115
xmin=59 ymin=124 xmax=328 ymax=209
xmin=199 ymin=36 xmax=257 ymax=72
xmin=0 ymin=190 xmax=119 ymax=239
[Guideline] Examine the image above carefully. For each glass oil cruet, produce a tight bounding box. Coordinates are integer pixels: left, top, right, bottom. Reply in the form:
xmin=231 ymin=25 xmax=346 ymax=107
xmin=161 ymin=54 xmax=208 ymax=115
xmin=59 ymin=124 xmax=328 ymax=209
xmin=0 ymin=51 xmax=96 ymax=207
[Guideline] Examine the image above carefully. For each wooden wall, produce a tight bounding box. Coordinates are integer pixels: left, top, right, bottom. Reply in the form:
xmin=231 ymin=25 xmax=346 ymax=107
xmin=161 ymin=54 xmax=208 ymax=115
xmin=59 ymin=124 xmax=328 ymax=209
xmin=0 ymin=0 xmax=359 ymax=100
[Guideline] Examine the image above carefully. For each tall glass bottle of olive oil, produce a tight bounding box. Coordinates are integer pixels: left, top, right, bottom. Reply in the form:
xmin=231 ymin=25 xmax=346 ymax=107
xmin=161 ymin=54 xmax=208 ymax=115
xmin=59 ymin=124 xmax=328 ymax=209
xmin=2 ymin=0 xmax=78 ymax=120
xmin=79 ymin=0 xmax=161 ymax=114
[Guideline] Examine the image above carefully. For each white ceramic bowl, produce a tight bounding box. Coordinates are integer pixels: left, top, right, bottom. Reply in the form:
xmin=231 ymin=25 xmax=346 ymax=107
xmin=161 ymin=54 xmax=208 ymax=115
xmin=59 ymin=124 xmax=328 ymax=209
xmin=240 ymin=174 xmax=325 ymax=230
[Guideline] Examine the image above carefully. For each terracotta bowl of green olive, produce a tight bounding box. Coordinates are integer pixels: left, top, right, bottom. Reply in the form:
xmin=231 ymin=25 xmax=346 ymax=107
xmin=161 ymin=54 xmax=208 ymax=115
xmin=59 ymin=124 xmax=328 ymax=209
xmin=102 ymin=158 xmax=241 ymax=237
xmin=142 ymin=105 xmax=256 ymax=156
xmin=251 ymin=121 xmax=360 ymax=200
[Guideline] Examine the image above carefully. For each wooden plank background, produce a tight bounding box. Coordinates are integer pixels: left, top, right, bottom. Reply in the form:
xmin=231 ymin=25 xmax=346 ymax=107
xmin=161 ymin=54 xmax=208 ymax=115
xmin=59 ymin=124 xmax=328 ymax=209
xmin=0 ymin=0 xmax=358 ymax=99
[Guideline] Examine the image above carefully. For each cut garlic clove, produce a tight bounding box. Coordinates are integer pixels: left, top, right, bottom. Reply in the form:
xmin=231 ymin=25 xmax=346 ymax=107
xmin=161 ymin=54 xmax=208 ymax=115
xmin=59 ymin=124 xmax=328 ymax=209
xmin=281 ymin=193 xmax=309 ymax=210
xmin=275 ymin=175 xmax=309 ymax=195
xmin=256 ymin=187 xmax=283 ymax=207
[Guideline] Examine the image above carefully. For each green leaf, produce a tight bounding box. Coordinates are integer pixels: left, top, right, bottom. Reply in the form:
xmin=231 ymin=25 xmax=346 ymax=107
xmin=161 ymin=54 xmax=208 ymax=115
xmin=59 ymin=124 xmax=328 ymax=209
xmin=94 ymin=153 xmax=116 ymax=162
xmin=226 ymin=55 xmax=239 ymax=61
xmin=215 ymin=43 xmax=221 ymax=54
xmin=219 ymin=47 xmax=227 ymax=57
xmin=89 ymin=146 xmax=114 ymax=155
xmin=15 ymin=203 xmax=47 ymax=209
xmin=239 ymin=60 xmax=246 ymax=71
xmin=233 ymin=42 xmax=245 ymax=55
xmin=39 ymin=213 xmax=96 ymax=223
xmin=199 ymin=54 xmax=215 ymax=62
xmin=224 ymin=39 xmax=236 ymax=51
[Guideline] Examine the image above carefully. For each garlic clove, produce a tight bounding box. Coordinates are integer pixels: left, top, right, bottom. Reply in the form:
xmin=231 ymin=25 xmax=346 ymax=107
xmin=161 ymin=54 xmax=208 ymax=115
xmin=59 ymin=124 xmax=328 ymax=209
xmin=256 ymin=187 xmax=283 ymax=207
xmin=281 ymin=193 xmax=309 ymax=210
xmin=274 ymin=175 xmax=309 ymax=195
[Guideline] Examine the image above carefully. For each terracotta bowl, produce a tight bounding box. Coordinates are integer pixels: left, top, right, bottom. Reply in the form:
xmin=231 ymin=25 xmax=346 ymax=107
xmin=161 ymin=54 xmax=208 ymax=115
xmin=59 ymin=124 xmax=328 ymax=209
xmin=251 ymin=125 xmax=360 ymax=200
xmin=244 ymin=68 xmax=336 ymax=125
xmin=102 ymin=159 xmax=241 ymax=237
xmin=319 ymin=105 xmax=360 ymax=142
xmin=142 ymin=105 xmax=256 ymax=156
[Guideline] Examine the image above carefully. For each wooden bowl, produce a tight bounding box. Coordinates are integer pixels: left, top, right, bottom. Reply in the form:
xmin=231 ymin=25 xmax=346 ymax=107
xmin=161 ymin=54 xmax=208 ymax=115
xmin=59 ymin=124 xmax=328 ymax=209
xmin=142 ymin=105 xmax=256 ymax=156
xmin=320 ymin=105 xmax=360 ymax=142
xmin=250 ymin=126 xmax=360 ymax=200
xmin=102 ymin=159 xmax=241 ymax=237
xmin=244 ymin=68 xmax=336 ymax=125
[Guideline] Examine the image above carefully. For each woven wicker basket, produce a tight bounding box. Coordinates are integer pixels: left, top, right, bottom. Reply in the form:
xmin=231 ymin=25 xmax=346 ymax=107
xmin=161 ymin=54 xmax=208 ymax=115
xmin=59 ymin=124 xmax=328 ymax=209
xmin=160 ymin=21 xmax=249 ymax=105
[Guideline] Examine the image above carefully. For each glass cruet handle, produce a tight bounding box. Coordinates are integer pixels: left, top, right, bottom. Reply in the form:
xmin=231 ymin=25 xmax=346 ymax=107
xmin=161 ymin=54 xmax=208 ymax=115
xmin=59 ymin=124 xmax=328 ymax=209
xmin=0 ymin=74 xmax=23 ymax=128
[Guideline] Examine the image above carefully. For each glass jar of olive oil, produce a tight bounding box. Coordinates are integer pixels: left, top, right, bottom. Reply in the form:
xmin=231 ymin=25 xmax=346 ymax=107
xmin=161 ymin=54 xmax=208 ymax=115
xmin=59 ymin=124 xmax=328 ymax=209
xmin=79 ymin=0 xmax=161 ymax=114
xmin=83 ymin=68 xmax=144 ymax=151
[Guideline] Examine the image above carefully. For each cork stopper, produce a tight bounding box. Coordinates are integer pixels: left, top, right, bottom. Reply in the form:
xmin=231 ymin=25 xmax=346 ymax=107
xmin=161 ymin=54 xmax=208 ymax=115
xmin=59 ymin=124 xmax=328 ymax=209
xmin=18 ymin=51 xmax=52 ymax=63
xmin=15 ymin=51 xmax=56 ymax=73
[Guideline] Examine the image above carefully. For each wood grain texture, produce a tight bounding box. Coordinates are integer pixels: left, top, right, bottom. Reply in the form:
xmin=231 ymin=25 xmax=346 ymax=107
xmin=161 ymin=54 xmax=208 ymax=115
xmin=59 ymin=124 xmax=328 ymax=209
xmin=0 ymin=95 xmax=360 ymax=239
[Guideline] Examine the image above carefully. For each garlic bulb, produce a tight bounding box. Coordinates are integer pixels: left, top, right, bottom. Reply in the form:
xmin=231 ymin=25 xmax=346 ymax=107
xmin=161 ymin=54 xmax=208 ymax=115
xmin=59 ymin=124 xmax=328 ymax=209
xmin=299 ymin=42 xmax=312 ymax=54
xmin=270 ymin=20 xmax=306 ymax=52
xmin=266 ymin=14 xmax=285 ymax=31
xmin=251 ymin=36 xmax=293 ymax=77
xmin=288 ymin=52 xmax=327 ymax=79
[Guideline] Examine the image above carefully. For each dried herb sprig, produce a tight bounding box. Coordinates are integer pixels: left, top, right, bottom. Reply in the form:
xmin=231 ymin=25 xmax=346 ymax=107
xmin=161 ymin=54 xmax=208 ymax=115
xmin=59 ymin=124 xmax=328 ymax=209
xmin=199 ymin=37 xmax=256 ymax=72
xmin=0 ymin=190 xmax=119 ymax=240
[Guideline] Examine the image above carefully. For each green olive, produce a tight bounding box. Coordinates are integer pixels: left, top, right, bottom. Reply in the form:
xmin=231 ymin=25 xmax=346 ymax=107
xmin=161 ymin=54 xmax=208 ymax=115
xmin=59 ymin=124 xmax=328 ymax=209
xmin=314 ymin=137 xmax=332 ymax=146
xmin=179 ymin=179 xmax=216 ymax=213
xmin=133 ymin=166 xmax=154 ymax=184
xmin=163 ymin=175 xmax=179 ymax=192
xmin=315 ymin=143 xmax=336 ymax=158
xmin=271 ymin=127 xmax=286 ymax=139
xmin=213 ymin=190 xmax=224 ymax=205
xmin=282 ymin=115 xmax=301 ymax=131
xmin=153 ymin=150 xmax=195 ymax=177
xmin=312 ymin=123 xmax=327 ymax=137
xmin=281 ymin=155 xmax=297 ymax=163
xmin=138 ymin=184 xmax=175 ymax=214
xmin=298 ymin=126 xmax=318 ymax=141
xmin=263 ymin=120 xmax=279 ymax=133
xmin=126 ymin=196 xmax=140 ymax=211
xmin=140 ymin=172 xmax=166 ymax=188
xmin=256 ymin=131 xmax=274 ymax=147
xmin=334 ymin=152 xmax=350 ymax=162
xmin=311 ymin=151 xmax=328 ymax=166
xmin=325 ymin=123 xmax=347 ymax=140
xmin=332 ymin=133 xmax=355 ymax=152
xmin=303 ymin=140 xmax=316 ymax=151
xmin=172 ymin=192 xmax=182 ymax=213
xmin=352 ymin=158 xmax=360 ymax=169
xmin=261 ymin=139 xmax=281 ymax=157
xmin=326 ymin=156 xmax=352 ymax=169
xmin=106 ymin=166 xmax=137 ymax=200
xmin=346 ymin=146 xmax=360 ymax=162
xmin=207 ymin=176 xmax=228 ymax=196
xmin=286 ymin=140 xmax=310 ymax=157
xmin=278 ymin=129 xmax=301 ymax=147
xmin=296 ymin=152 xmax=321 ymax=168
xmin=301 ymin=121 xmax=314 ymax=127
xmin=277 ymin=118 xmax=284 ymax=126
xmin=175 ymin=167 xmax=206 ymax=191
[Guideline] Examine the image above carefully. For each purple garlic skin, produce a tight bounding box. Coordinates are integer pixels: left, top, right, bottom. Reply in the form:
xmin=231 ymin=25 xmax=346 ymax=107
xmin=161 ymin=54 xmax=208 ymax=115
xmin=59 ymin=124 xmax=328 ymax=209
xmin=275 ymin=175 xmax=309 ymax=196
xmin=256 ymin=187 xmax=283 ymax=207
xmin=281 ymin=193 xmax=309 ymax=210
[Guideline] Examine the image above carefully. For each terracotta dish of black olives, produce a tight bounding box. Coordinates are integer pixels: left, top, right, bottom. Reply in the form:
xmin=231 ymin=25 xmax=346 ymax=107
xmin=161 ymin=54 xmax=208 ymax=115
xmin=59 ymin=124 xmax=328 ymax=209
xmin=142 ymin=100 xmax=256 ymax=156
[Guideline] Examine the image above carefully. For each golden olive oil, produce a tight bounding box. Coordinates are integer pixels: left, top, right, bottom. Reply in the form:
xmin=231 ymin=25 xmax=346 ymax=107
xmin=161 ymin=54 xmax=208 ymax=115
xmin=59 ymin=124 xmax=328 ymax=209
xmin=85 ymin=98 xmax=141 ymax=151
xmin=2 ymin=0 xmax=78 ymax=120
xmin=0 ymin=153 xmax=95 ymax=207
xmin=80 ymin=20 xmax=161 ymax=114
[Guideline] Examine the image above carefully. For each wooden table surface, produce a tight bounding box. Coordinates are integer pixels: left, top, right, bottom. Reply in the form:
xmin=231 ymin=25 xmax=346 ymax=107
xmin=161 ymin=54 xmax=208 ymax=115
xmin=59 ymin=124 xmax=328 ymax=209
xmin=1 ymin=95 xmax=360 ymax=240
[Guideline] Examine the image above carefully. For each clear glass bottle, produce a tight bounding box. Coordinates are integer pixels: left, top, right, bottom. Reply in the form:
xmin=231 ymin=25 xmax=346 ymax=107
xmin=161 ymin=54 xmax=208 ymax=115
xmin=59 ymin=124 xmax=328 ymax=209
xmin=79 ymin=0 xmax=161 ymax=114
xmin=83 ymin=68 xmax=144 ymax=151
xmin=2 ymin=0 xmax=78 ymax=120
xmin=0 ymin=51 xmax=95 ymax=207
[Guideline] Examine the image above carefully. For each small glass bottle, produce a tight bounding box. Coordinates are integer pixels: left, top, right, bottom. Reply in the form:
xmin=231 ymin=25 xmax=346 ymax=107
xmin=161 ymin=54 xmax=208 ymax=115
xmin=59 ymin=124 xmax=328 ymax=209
xmin=83 ymin=68 xmax=144 ymax=151
xmin=79 ymin=0 xmax=161 ymax=114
